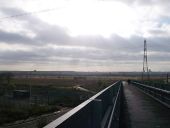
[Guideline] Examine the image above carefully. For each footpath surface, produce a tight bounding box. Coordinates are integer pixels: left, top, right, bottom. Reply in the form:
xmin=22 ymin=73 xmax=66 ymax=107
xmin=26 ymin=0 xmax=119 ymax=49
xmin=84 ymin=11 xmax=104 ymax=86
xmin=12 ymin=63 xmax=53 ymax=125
xmin=120 ymin=82 xmax=170 ymax=128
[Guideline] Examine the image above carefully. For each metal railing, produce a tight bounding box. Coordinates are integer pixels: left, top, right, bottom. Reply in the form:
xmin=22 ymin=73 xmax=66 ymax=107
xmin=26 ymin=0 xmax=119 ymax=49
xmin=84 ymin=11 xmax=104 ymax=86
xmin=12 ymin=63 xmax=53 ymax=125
xmin=44 ymin=81 xmax=122 ymax=128
xmin=131 ymin=81 xmax=170 ymax=108
xmin=107 ymin=82 xmax=122 ymax=128
xmin=135 ymin=80 xmax=170 ymax=91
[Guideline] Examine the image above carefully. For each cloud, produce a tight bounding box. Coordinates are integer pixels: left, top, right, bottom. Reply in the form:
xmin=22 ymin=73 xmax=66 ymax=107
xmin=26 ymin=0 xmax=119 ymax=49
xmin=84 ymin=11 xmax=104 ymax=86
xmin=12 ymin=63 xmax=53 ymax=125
xmin=0 ymin=30 xmax=33 ymax=44
xmin=0 ymin=3 xmax=170 ymax=71
xmin=0 ymin=7 xmax=70 ymax=45
xmin=113 ymin=0 xmax=170 ymax=6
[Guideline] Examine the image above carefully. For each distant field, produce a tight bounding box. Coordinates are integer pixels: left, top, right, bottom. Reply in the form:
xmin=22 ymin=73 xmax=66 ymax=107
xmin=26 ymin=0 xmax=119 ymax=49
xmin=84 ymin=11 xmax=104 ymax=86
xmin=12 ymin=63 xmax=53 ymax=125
xmin=12 ymin=76 xmax=138 ymax=85
xmin=0 ymin=75 xmax=168 ymax=125
xmin=0 ymin=76 xmax=120 ymax=125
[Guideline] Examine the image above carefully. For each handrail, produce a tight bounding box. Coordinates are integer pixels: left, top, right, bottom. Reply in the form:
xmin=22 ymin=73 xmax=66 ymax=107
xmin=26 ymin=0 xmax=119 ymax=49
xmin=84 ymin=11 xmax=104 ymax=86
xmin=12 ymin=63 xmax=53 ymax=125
xmin=131 ymin=81 xmax=170 ymax=108
xmin=140 ymin=81 xmax=170 ymax=91
xmin=107 ymin=82 xmax=122 ymax=128
xmin=44 ymin=81 xmax=122 ymax=128
xmin=132 ymin=82 xmax=170 ymax=94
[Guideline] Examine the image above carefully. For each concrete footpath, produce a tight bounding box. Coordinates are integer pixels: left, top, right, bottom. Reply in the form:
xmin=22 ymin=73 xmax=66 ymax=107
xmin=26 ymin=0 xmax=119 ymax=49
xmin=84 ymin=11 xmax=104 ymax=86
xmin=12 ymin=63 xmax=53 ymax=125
xmin=120 ymin=82 xmax=170 ymax=128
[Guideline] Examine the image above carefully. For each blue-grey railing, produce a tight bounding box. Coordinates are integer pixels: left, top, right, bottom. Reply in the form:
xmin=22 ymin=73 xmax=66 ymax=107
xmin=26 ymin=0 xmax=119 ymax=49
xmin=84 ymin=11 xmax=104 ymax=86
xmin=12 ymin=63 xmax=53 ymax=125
xmin=44 ymin=81 xmax=122 ymax=128
xmin=131 ymin=81 xmax=170 ymax=108
xmin=134 ymin=80 xmax=170 ymax=91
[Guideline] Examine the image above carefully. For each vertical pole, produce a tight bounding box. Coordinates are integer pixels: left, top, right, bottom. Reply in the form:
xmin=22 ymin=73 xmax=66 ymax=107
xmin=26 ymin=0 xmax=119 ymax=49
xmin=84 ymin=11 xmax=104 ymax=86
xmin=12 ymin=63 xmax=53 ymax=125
xmin=29 ymin=70 xmax=36 ymax=104
xmin=92 ymin=99 xmax=102 ymax=128
xmin=142 ymin=40 xmax=145 ymax=81
xmin=47 ymin=89 xmax=49 ymax=105
xmin=109 ymin=88 xmax=114 ymax=105
xmin=29 ymin=71 xmax=32 ymax=104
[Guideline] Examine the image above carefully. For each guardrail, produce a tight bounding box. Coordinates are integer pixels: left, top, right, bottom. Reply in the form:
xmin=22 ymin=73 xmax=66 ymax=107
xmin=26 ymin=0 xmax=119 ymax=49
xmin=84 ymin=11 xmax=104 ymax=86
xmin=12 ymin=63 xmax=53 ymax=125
xmin=44 ymin=81 xmax=122 ymax=128
xmin=134 ymin=80 xmax=170 ymax=91
xmin=131 ymin=81 xmax=170 ymax=108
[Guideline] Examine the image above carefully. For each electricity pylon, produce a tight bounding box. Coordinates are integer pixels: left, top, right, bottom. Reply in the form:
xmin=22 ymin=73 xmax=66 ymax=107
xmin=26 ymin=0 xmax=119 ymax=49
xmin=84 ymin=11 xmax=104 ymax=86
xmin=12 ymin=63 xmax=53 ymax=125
xmin=142 ymin=39 xmax=150 ymax=81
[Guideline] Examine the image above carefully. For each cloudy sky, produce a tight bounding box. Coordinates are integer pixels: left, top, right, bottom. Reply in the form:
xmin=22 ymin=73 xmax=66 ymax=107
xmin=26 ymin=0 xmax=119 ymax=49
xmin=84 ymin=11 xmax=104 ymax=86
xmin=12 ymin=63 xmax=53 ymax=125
xmin=0 ymin=0 xmax=170 ymax=71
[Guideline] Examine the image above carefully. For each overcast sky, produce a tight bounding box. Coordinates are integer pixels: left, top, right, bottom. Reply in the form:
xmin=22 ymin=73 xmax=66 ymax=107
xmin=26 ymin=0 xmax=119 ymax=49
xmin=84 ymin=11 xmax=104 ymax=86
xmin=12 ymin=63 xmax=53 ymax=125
xmin=0 ymin=0 xmax=170 ymax=71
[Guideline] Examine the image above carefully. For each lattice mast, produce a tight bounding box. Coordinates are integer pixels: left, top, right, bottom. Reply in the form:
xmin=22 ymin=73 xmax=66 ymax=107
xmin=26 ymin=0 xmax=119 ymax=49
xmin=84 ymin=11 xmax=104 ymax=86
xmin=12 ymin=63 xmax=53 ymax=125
xmin=142 ymin=39 xmax=149 ymax=80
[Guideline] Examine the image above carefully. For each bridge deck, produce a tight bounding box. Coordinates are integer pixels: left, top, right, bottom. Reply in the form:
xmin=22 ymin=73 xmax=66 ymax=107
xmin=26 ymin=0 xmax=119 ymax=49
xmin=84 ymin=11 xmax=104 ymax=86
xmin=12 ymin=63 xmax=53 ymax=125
xmin=121 ymin=82 xmax=170 ymax=128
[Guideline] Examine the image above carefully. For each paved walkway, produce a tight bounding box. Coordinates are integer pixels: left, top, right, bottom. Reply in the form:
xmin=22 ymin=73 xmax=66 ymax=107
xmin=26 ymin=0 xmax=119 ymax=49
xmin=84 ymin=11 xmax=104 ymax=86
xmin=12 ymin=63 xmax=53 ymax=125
xmin=120 ymin=82 xmax=170 ymax=128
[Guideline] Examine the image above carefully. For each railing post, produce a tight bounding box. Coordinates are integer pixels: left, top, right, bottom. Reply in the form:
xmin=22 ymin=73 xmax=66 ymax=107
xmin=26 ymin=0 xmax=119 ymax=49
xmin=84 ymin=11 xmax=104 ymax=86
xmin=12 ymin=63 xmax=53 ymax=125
xmin=109 ymin=88 xmax=114 ymax=104
xmin=92 ymin=99 xmax=102 ymax=128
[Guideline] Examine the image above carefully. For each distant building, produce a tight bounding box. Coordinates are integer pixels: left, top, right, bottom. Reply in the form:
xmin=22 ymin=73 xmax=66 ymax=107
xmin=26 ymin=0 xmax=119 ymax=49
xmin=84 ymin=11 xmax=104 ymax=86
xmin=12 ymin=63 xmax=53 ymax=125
xmin=13 ymin=90 xmax=30 ymax=99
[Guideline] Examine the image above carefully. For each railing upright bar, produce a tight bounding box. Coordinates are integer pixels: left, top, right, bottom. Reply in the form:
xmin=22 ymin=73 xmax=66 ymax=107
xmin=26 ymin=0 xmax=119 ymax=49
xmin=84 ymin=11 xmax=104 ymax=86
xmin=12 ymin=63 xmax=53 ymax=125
xmin=107 ymin=83 xmax=122 ymax=128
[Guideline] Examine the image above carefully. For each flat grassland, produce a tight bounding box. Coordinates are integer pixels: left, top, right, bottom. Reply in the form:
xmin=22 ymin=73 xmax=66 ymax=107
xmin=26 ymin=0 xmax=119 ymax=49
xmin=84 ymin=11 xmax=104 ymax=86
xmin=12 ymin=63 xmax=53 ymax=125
xmin=0 ymin=76 xmax=121 ymax=125
xmin=0 ymin=75 xmax=167 ymax=125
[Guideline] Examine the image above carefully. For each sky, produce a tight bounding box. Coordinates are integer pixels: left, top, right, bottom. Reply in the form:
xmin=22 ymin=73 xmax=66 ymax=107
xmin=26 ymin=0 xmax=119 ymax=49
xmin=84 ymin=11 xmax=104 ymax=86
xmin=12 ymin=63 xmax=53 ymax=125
xmin=0 ymin=0 xmax=170 ymax=71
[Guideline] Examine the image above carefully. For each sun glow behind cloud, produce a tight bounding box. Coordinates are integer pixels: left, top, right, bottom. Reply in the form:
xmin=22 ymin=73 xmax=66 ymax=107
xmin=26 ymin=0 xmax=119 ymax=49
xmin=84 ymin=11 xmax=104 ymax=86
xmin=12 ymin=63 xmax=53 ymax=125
xmin=35 ymin=0 xmax=137 ymax=38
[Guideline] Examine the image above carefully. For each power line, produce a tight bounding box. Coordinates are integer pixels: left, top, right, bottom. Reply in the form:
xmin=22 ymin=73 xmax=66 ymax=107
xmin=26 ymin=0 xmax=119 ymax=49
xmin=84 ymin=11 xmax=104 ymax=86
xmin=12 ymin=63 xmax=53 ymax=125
xmin=0 ymin=7 xmax=63 ymax=22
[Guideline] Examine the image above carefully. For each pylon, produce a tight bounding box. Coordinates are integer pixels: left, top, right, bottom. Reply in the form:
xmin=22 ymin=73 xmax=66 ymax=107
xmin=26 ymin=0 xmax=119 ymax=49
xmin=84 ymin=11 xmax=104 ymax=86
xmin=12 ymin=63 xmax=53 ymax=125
xmin=142 ymin=39 xmax=149 ymax=80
